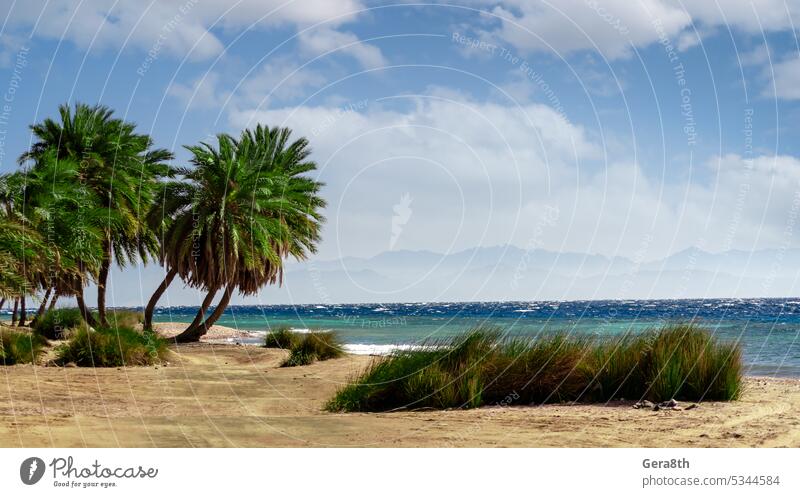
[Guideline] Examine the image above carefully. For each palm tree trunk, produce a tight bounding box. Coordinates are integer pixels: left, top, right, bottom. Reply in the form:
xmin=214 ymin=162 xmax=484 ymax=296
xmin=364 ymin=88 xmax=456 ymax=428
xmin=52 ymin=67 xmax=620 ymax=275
xmin=75 ymin=290 xmax=97 ymax=328
xmin=18 ymin=296 xmax=26 ymax=326
xmin=11 ymin=298 xmax=18 ymax=326
xmin=173 ymin=287 xmax=226 ymax=343
xmin=186 ymin=288 xmax=217 ymax=331
xmin=192 ymin=284 xmax=234 ymax=334
xmin=97 ymin=237 xmax=111 ymax=327
xmin=48 ymin=292 xmax=59 ymax=312
xmin=143 ymin=267 xmax=178 ymax=331
xmin=0 ymin=298 xmax=5 ymax=309
xmin=30 ymin=287 xmax=53 ymax=327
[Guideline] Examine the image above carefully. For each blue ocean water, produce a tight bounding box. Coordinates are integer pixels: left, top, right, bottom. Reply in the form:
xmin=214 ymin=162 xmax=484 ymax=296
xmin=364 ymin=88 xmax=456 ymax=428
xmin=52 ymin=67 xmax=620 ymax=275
xmin=153 ymin=298 xmax=800 ymax=377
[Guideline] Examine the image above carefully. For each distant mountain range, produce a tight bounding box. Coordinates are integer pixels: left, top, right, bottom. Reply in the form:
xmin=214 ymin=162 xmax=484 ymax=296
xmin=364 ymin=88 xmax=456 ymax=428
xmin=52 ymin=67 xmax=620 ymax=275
xmin=85 ymin=245 xmax=800 ymax=306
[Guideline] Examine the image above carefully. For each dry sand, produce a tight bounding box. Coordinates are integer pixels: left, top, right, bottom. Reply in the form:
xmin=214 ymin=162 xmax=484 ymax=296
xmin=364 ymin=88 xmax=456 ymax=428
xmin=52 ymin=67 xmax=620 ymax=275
xmin=150 ymin=322 xmax=259 ymax=341
xmin=1 ymin=344 xmax=798 ymax=447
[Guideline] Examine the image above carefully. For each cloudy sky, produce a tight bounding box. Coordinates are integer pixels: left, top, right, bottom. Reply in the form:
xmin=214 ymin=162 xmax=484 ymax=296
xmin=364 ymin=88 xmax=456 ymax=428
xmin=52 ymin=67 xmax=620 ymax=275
xmin=1 ymin=1 xmax=800 ymax=304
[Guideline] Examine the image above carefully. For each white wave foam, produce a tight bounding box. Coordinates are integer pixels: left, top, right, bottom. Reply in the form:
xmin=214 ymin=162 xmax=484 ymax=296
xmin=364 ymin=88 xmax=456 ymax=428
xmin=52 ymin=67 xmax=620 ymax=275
xmin=343 ymin=343 xmax=437 ymax=355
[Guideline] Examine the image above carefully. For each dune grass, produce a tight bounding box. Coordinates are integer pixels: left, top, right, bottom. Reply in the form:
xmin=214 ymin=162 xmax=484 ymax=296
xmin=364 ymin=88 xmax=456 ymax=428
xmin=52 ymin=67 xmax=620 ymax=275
xmin=326 ymin=323 xmax=742 ymax=412
xmin=281 ymin=331 xmax=344 ymax=367
xmin=32 ymin=308 xmax=84 ymax=340
xmin=0 ymin=327 xmax=48 ymax=365
xmin=55 ymin=324 xmax=169 ymax=367
xmin=264 ymin=326 xmax=299 ymax=349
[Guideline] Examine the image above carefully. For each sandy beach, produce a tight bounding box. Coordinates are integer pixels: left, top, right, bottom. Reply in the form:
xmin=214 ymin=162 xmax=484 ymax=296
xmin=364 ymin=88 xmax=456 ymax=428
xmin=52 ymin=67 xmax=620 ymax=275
xmin=1 ymin=343 xmax=798 ymax=448
xmin=148 ymin=322 xmax=260 ymax=341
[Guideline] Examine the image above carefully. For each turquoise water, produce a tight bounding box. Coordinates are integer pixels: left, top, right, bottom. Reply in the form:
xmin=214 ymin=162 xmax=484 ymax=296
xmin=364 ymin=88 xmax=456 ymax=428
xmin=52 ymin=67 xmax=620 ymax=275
xmin=153 ymin=299 xmax=800 ymax=377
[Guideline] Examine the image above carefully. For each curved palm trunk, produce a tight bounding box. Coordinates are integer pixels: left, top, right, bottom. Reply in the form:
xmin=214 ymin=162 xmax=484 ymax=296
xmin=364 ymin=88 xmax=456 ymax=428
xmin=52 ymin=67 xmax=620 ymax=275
xmin=174 ymin=286 xmax=232 ymax=343
xmin=75 ymin=290 xmax=98 ymax=328
xmin=194 ymin=284 xmax=234 ymax=332
xmin=11 ymin=298 xmax=18 ymax=326
xmin=18 ymin=296 xmax=26 ymax=326
xmin=143 ymin=267 xmax=178 ymax=331
xmin=48 ymin=292 xmax=59 ymax=312
xmin=97 ymin=237 xmax=111 ymax=327
xmin=185 ymin=289 xmax=217 ymax=330
xmin=30 ymin=287 xmax=53 ymax=327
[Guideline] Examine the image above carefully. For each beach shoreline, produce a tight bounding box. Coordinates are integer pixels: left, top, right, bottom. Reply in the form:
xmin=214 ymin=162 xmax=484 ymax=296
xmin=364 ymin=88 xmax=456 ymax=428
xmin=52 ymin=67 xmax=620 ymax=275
xmin=1 ymin=343 xmax=798 ymax=448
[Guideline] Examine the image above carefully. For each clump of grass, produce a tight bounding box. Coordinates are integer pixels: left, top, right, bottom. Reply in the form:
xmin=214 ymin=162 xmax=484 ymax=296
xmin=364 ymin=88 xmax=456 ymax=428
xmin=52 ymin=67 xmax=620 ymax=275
xmin=33 ymin=308 xmax=84 ymax=340
xmin=486 ymin=333 xmax=594 ymax=405
xmin=55 ymin=324 xmax=169 ymax=367
xmin=281 ymin=331 xmax=343 ymax=367
xmin=581 ymin=333 xmax=651 ymax=402
xmin=645 ymin=324 xmax=742 ymax=401
xmin=264 ymin=326 xmax=299 ymax=349
xmin=0 ymin=327 xmax=48 ymax=365
xmin=326 ymin=328 xmax=499 ymax=411
xmin=326 ymin=324 xmax=743 ymax=412
xmin=90 ymin=309 xmax=143 ymax=329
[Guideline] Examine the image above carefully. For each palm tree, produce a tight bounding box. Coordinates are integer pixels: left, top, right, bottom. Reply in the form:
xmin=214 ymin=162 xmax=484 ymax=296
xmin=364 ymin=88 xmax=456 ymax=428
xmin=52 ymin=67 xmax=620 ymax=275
xmin=143 ymin=125 xmax=325 ymax=342
xmin=2 ymin=153 xmax=106 ymax=326
xmin=20 ymin=103 xmax=173 ymax=326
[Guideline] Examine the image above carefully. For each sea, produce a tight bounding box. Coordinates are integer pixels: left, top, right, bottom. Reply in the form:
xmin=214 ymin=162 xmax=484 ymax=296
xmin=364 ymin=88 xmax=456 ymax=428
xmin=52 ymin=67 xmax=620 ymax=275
xmin=151 ymin=298 xmax=800 ymax=378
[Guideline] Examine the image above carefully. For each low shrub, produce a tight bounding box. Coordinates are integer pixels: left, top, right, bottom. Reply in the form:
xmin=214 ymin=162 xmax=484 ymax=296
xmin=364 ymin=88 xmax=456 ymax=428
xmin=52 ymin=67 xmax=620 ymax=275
xmin=326 ymin=324 xmax=743 ymax=412
xmin=264 ymin=326 xmax=299 ymax=349
xmin=33 ymin=308 xmax=83 ymax=340
xmin=0 ymin=327 xmax=47 ymax=365
xmin=101 ymin=310 xmax=144 ymax=329
xmin=282 ymin=331 xmax=343 ymax=367
xmin=645 ymin=324 xmax=742 ymax=402
xmin=55 ymin=324 xmax=169 ymax=367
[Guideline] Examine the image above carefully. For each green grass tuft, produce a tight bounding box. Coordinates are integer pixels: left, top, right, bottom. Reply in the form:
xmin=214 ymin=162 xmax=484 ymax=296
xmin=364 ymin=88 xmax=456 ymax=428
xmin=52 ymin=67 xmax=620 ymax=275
xmin=264 ymin=326 xmax=299 ymax=349
xmin=281 ymin=331 xmax=344 ymax=367
xmin=326 ymin=324 xmax=743 ymax=412
xmin=0 ymin=327 xmax=48 ymax=364
xmin=33 ymin=308 xmax=84 ymax=340
xmin=92 ymin=310 xmax=143 ymax=329
xmin=55 ymin=324 xmax=169 ymax=367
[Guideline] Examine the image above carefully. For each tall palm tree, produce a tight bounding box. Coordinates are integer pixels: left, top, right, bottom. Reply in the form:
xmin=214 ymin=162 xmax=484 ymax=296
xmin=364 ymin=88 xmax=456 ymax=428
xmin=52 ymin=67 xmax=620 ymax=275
xmin=143 ymin=125 xmax=325 ymax=342
xmin=20 ymin=103 xmax=173 ymax=326
xmin=2 ymin=153 xmax=106 ymax=325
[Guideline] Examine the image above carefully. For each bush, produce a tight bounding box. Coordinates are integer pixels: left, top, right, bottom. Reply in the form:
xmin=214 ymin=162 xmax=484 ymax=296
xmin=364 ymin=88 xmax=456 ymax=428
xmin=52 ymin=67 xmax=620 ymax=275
xmin=55 ymin=324 xmax=169 ymax=367
xmin=33 ymin=308 xmax=84 ymax=340
xmin=264 ymin=326 xmax=299 ymax=349
xmin=96 ymin=309 xmax=143 ymax=329
xmin=282 ymin=331 xmax=343 ymax=367
xmin=326 ymin=324 xmax=743 ymax=412
xmin=0 ymin=327 xmax=47 ymax=365
xmin=645 ymin=324 xmax=742 ymax=402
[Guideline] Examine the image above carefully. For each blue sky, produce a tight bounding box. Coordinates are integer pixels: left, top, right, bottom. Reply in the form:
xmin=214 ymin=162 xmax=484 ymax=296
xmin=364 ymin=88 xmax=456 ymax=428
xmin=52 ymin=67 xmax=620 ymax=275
xmin=2 ymin=0 xmax=800 ymax=270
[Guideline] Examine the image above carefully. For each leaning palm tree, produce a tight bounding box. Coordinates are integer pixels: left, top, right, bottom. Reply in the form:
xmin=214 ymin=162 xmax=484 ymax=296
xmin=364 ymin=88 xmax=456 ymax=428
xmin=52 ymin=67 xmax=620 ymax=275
xmin=20 ymin=103 xmax=173 ymax=326
xmin=2 ymin=153 xmax=106 ymax=325
xmin=143 ymin=125 xmax=325 ymax=342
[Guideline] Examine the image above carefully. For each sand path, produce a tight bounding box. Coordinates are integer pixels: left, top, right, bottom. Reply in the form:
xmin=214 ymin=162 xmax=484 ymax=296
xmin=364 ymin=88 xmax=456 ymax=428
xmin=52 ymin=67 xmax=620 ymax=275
xmin=1 ymin=344 xmax=798 ymax=447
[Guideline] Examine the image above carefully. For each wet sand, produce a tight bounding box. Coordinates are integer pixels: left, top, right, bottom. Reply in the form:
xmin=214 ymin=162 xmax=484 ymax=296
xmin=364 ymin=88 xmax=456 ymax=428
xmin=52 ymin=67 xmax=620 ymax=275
xmin=1 ymin=344 xmax=798 ymax=447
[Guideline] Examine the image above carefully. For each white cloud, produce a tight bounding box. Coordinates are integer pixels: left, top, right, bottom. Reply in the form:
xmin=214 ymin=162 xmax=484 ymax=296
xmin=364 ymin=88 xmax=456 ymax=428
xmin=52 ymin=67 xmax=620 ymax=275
xmin=239 ymin=59 xmax=327 ymax=103
xmin=229 ymin=95 xmax=598 ymax=258
xmin=483 ymin=0 xmax=692 ymax=59
xmin=766 ymin=57 xmax=800 ymax=100
xmin=464 ymin=0 xmax=798 ymax=60
xmin=298 ymin=27 xmax=387 ymax=69
xmin=681 ymin=0 xmax=799 ymax=33
xmin=226 ymin=94 xmax=800 ymax=260
xmin=5 ymin=0 xmax=367 ymax=61
xmin=168 ymin=72 xmax=229 ymax=109
xmin=169 ymin=59 xmax=327 ymax=111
